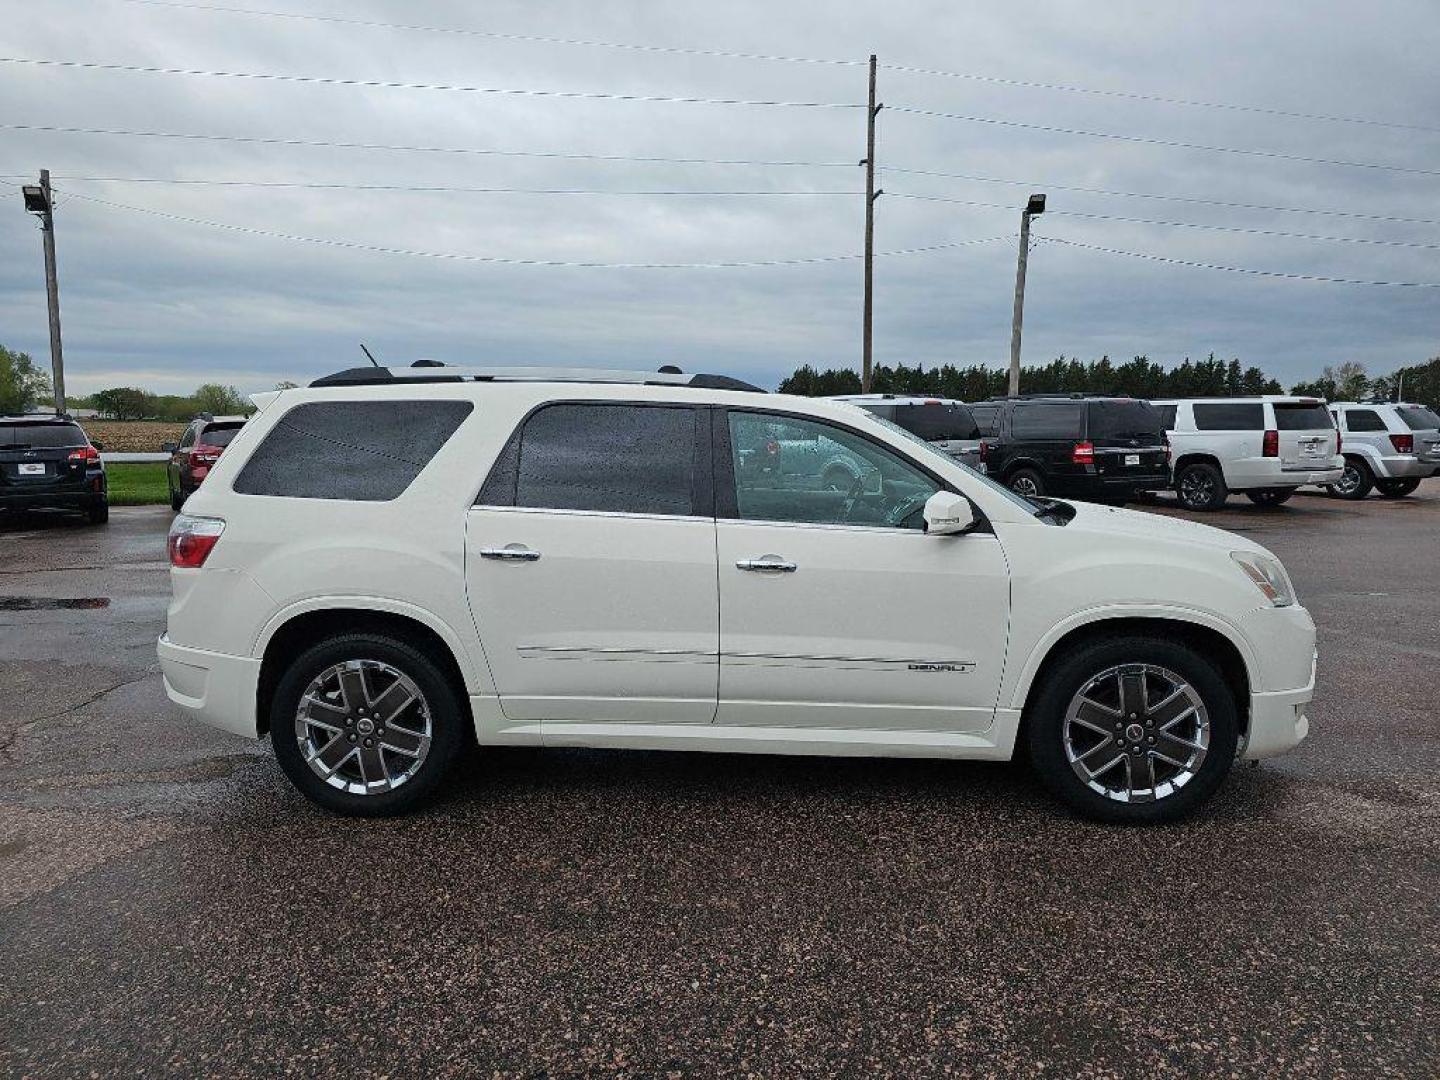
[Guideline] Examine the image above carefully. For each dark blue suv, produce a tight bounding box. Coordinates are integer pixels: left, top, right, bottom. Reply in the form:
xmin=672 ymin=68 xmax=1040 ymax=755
xmin=0 ymin=416 xmax=108 ymax=524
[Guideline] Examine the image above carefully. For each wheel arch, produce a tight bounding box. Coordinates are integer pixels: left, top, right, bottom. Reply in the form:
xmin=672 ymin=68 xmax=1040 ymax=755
xmin=254 ymin=603 xmax=477 ymax=737
xmin=1172 ymin=451 xmax=1222 ymax=476
xmin=1011 ymin=612 xmax=1253 ymax=741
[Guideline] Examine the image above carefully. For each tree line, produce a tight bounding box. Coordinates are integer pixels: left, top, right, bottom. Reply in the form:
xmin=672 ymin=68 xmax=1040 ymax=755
xmin=779 ymin=352 xmax=1440 ymax=409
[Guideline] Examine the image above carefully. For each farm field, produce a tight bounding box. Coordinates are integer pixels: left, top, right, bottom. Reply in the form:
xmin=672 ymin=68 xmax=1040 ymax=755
xmin=83 ymin=420 xmax=186 ymax=453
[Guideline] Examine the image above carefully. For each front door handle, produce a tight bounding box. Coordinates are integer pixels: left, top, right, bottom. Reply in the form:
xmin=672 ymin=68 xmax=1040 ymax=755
xmin=736 ymin=556 xmax=797 ymax=573
xmin=479 ymin=545 xmax=541 ymax=561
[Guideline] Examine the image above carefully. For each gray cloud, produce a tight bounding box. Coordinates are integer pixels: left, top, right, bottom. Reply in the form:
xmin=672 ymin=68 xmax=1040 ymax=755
xmin=2 ymin=0 xmax=1437 ymax=396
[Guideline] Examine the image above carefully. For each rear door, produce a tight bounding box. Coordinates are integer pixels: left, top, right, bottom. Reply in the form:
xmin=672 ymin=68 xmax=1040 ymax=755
xmin=1273 ymin=401 xmax=1335 ymax=471
xmin=465 ymin=401 xmax=719 ymax=726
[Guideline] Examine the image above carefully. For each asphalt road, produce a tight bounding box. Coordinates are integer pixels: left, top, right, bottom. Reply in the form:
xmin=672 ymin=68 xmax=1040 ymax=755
xmin=2 ymin=489 xmax=1437 ymax=1078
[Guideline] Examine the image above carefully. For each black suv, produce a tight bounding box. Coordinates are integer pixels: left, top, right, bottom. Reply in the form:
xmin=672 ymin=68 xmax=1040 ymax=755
xmin=970 ymin=395 xmax=1169 ymax=502
xmin=0 ymin=415 xmax=109 ymax=524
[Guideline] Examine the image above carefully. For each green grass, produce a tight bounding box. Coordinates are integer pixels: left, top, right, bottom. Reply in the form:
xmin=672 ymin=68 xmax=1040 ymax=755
xmin=106 ymin=462 xmax=170 ymax=506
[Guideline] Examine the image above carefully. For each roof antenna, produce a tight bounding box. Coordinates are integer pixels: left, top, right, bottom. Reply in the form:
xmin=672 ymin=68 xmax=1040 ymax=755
xmin=360 ymin=343 xmax=381 ymax=367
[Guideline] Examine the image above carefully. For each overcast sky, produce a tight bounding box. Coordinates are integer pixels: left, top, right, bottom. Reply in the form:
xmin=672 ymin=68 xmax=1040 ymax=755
xmin=2 ymin=0 xmax=1437 ymax=396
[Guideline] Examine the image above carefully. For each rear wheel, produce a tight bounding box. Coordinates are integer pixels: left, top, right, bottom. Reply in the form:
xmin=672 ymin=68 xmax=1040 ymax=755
xmin=1026 ymin=636 xmax=1239 ymax=824
xmin=1175 ymin=462 xmax=1227 ymax=511
xmin=1245 ymin=488 xmax=1295 ymax=507
xmin=1374 ymin=478 xmax=1421 ymax=498
xmin=1330 ymin=458 xmax=1373 ymax=500
xmin=270 ymin=633 xmax=466 ymax=816
xmin=169 ymin=479 xmax=183 ymax=512
xmin=86 ymin=499 xmax=109 ymax=525
xmin=1007 ymin=468 xmax=1046 ymax=499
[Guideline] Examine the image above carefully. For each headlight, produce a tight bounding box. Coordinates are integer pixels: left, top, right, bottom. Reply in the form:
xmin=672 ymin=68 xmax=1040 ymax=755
xmin=1230 ymin=551 xmax=1295 ymax=607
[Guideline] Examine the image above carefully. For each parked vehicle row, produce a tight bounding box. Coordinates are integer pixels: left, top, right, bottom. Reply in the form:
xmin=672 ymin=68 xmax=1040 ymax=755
xmin=159 ymin=364 xmax=1317 ymax=825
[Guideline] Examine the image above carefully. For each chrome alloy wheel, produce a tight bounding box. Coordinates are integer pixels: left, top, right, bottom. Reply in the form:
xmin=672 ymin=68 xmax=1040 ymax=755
xmin=1334 ymin=463 xmax=1364 ymax=496
xmin=294 ymin=659 xmax=433 ymax=795
xmin=1011 ymin=475 xmax=1041 ymax=497
xmin=1178 ymin=470 xmax=1216 ymax=508
xmin=1062 ymin=663 xmax=1209 ymax=803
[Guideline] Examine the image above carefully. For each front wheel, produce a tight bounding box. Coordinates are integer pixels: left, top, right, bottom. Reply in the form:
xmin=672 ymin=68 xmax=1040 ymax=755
xmin=1245 ymin=488 xmax=1295 ymax=507
xmin=270 ymin=633 xmax=467 ymax=816
xmin=1374 ymin=478 xmax=1421 ymax=498
xmin=1025 ymin=636 xmax=1239 ymax=824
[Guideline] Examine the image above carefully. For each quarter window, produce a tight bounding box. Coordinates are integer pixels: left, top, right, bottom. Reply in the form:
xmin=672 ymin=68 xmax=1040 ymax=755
xmin=484 ymin=403 xmax=702 ymax=516
xmin=1192 ymin=403 xmax=1265 ymax=431
xmin=726 ymin=412 xmax=938 ymax=529
xmin=1343 ymin=409 xmax=1386 ymax=432
xmin=1157 ymin=404 xmax=1178 ymax=430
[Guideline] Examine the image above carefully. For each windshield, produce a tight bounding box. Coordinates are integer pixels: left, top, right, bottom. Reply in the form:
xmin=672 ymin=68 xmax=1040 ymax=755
xmin=856 ymin=410 xmax=1040 ymax=514
xmin=1088 ymin=400 xmax=1165 ymax=443
xmin=1397 ymin=406 xmax=1440 ymax=430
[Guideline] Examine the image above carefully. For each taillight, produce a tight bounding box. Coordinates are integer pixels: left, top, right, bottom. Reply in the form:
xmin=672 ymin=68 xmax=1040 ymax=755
xmin=1071 ymin=441 xmax=1095 ymax=465
xmin=168 ymin=514 xmax=225 ymax=569
xmin=1262 ymin=430 xmax=1279 ymax=457
xmin=1390 ymin=433 xmax=1414 ymax=454
xmin=68 ymin=445 xmax=100 ymax=463
xmin=192 ymin=443 xmax=224 ymax=465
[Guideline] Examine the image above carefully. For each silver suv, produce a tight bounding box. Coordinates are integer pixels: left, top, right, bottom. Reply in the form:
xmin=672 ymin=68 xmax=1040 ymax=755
xmin=1327 ymin=401 xmax=1440 ymax=499
xmin=828 ymin=396 xmax=983 ymax=470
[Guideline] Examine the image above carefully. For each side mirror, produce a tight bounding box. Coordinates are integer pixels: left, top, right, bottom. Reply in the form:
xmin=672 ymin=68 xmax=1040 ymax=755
xmin=923 ymin=491 xmax=976 ymax=535
xmin=161 ymin=442 xmax=177 ymax=453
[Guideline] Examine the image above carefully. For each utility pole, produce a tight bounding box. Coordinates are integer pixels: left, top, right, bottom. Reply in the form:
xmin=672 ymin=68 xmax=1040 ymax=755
xmin=1007 ymin=193 xmax=1046 ymax=397
xmin=861 ymin=54 xmax=882 ymax=393
xmin=21 ymin=170 xmax=66 ymax=413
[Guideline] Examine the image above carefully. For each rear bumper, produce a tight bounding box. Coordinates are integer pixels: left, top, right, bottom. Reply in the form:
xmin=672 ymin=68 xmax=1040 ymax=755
xmin=1065 ymin=473 xmax=1170 ymax=497
xmin=1275 ymin=466 xmax=1343 ymax=486
xmin=1243 ymin=650 xmax=1315 ymax=759
xmin=1223 ymin=458 xmax=1342 ymax=489
xmin=1371 ymin=455 xmax=1440 ymax=480
xmin=157 ymin=634 xmax=262 ymax=739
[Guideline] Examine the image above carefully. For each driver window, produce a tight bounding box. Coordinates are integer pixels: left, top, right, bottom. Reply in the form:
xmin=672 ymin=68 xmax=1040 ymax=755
xmin=727 ymin=412 xmax=939 ymax=529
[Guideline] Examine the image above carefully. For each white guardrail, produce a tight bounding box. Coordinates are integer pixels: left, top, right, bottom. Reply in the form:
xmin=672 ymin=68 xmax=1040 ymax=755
xmin=104 ymin=452 xmax=170 ymax=463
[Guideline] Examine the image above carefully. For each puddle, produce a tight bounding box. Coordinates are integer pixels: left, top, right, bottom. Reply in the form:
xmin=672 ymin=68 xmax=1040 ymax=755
xmin=0 ymin=596 xmax=111 ymax=611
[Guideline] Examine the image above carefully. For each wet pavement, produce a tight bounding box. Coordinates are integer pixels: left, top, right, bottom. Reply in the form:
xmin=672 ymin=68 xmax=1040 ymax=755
xmin=2 ymin=492 xmax=1437 ymax=1077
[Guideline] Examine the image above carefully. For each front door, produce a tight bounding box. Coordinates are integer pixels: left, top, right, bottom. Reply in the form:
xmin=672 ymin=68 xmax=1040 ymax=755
xmin=715 ymin=409 xmax=1011 ymax=732
xmin=465 ymin=402 xmax=718 ymax=725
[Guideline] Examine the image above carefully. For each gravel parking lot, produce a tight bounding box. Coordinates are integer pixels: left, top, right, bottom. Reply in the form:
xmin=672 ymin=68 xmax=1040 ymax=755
xmin=2 ymin=488 xmax=1437 ymax=1077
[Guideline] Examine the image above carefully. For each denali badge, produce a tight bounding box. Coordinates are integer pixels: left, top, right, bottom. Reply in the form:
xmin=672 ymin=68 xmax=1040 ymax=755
xmin=908 ymin=662 xmax=975 ymax=673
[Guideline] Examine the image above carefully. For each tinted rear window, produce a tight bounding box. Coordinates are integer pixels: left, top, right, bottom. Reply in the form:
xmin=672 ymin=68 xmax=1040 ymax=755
xmin=0 ymin=423 xmax=86 ymax=449
xmin=233 ymin=400 xmax=472 ymax=501
xmin=1011 ymin=402 xmax=1084 ymax=439
xmin=199 ymin=424 xmax=243 ymax=447
xmin=1087 ymin=400 xmax=1164 ymax=443
xmin=1397 ymin=406 xmax=1440 ymax=430
xmin=1193 ymin=403 xmax=1265 ymax=430
xmin=1274 ymin=403 xmax=1334 ymax=431
xmin=481 ymin=403 xmax=701 ymax=516
xmin=891 ymin=402 xmax=980 ymax=441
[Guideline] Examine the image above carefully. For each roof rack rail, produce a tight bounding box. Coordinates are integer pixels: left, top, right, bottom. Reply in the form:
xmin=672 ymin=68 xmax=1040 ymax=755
xmin=309 ymin=363 xmax=766 ymax=393
xmin=984 ymin=392 xmax=1133 ymax=401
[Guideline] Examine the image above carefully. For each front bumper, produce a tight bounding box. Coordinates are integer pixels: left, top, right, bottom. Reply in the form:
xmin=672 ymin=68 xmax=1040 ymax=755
xmin=157 ymin=634 xmax=262 ymax=739
xmin=1243 ymin=650 xmax=1314 ymax=759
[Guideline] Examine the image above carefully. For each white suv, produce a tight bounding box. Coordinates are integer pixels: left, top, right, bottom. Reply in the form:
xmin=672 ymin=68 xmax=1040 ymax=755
xmin=159 ymin=365 xmax=1316 ymax=824
xmin=1326 ymin=401 xmax=1440 ymax=499
xmin=1154 ymin=397 xmax=1342 ymax=511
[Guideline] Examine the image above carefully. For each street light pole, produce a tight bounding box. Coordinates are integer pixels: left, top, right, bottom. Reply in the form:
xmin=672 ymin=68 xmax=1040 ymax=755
xmin=861 ymin=54 xmax=882 ymax=393
xmin=22 ymin=170 xmax=66 ymax=414
xmin=1007 ymin=193 xmax=1046 ymax=397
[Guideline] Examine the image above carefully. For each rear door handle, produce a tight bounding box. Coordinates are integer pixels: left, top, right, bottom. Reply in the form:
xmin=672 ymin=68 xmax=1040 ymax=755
xmin=736 ymin=556 xmax=797 ymax=573
xmin=479 ymin=546 xmax=541 ymax=561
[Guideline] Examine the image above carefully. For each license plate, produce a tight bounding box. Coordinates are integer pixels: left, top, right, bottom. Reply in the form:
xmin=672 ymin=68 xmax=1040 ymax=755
xmin=1124 ymin=454 xmax=1140 ymax=466
xmin=18 ymin=462 xmax=44 ymax=475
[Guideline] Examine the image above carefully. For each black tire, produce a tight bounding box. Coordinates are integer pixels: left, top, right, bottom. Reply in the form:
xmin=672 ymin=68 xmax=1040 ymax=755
xmin=1175 ymin=462 xmax=1227 ymax=511
xmin=1025 ymin=635 xmax=1239 ymax=825
xmin=270 ymin=633 xmax=467 ymax=816
xmin=169 ymin=482 xmax=183 ymax=512
xmin=1374 ymin=478 xmax=1421 ymax=498
xmin=86 ymin=499 xmax=110 ymax=525
xmin=1007 ymin=467 xmax=1046 ymax=499
xmin=1330 ymin=457 xmax=1373 ymax=500
xmin=1245 ymin=488 xmax=1295 ymax=507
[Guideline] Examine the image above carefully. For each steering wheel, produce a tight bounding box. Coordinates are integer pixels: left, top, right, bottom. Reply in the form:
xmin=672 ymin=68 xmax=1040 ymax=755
xmin=885 ymin=491 xmax=932 ymax=529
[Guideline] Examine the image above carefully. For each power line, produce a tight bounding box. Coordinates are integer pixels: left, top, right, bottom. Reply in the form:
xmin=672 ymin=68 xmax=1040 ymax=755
xmin=1039 ymin=235 xmax=1440 ymax=288
xmin=9 ymin=174 xmax=861 ymax=196
xmin=0 ymin=122 xmax=858 ymax=169
xmin=119 ymin=0 xmax=864 ymax=68
xmin=118 ymin=0 xmax=1429 ymax=135
xmin=60 ymin=189 xmax=1013 ymax=268
xmin=884 ymin=168 xmax=1440 ymax=228
xmin=888 ymin=193 xmax=1440 ymax=251
xmin=0 ymin=56 xmax=862 ymax=109
xmin=886 ymin=105 xmax=1440 ymax=177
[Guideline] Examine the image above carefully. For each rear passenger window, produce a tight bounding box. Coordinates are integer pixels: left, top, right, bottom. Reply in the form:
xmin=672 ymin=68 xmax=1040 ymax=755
xmin=1342 ymin=409 xmax=1386 ymax=432
xmin=1192 ymin=403 xmax=1265 ymax=430
xmin=484 ymin=403 xmax=701 ymax=516
xmin=233 ymin=400 xmax=473 ymax=501
xmin=1011 ymin=403 xmax=1083 ymax=439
